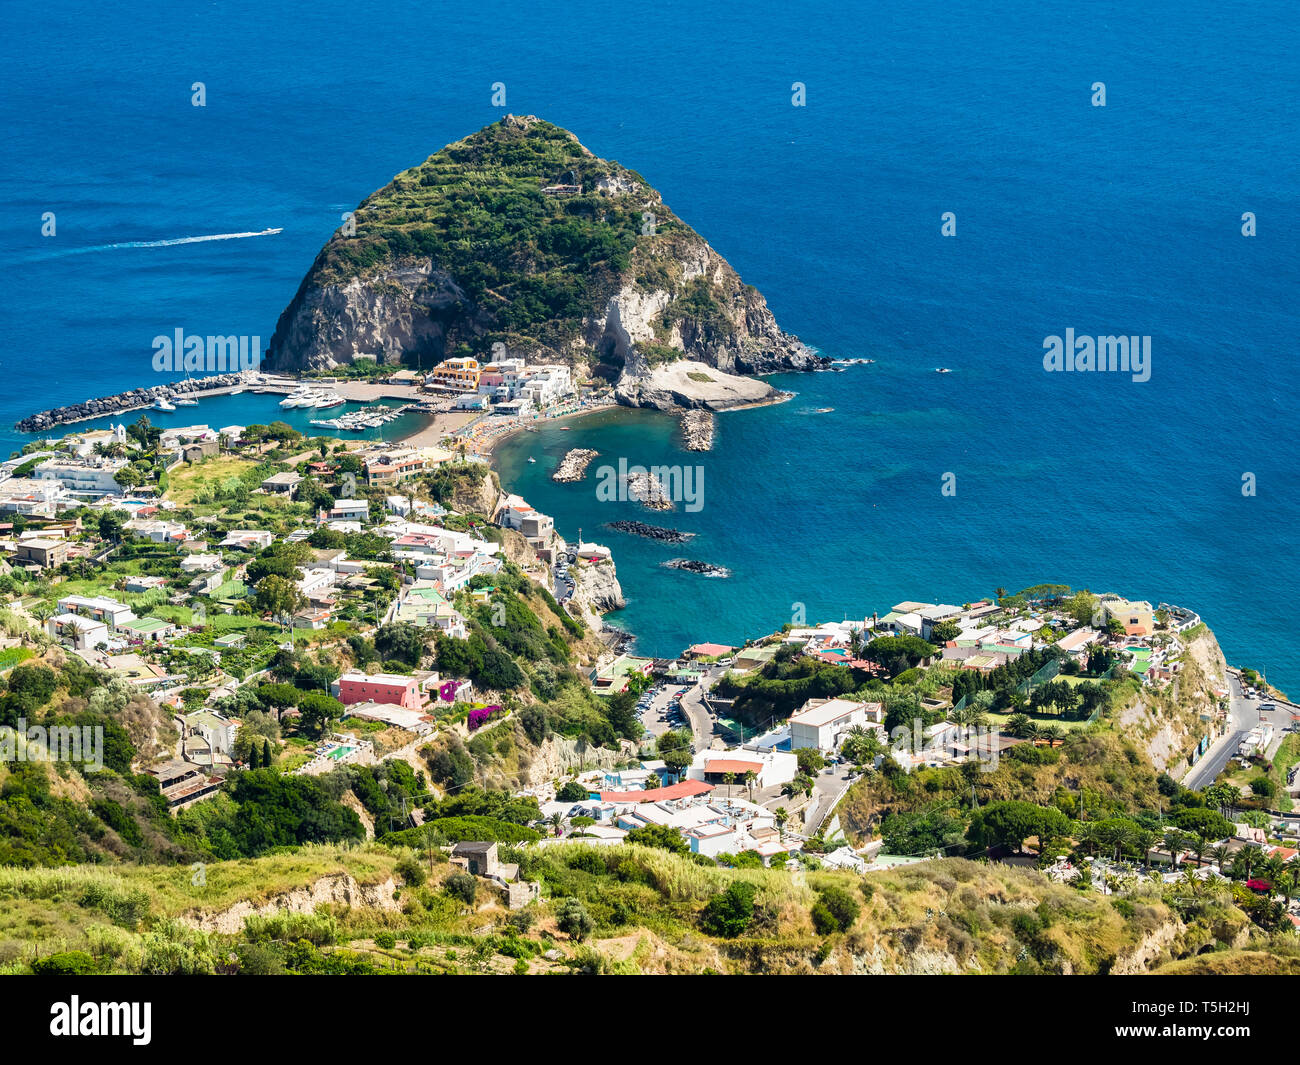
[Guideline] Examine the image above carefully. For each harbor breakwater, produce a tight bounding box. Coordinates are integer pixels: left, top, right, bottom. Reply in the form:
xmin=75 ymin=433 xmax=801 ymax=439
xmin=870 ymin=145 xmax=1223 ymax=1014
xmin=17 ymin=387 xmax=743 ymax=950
xmin=552 ymin=448 xmax=600 ymax=483
xmin=680 ymin=409 xmax=714 ymax=451
xmin=16 ymin=373 xmax=246 ymax=433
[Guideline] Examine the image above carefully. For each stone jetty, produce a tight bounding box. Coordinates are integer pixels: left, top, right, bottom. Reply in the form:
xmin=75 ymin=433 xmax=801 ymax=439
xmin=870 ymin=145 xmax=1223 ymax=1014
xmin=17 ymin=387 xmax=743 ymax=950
xmin=552 ymin=448 xmax=599 ymax=483
xmin=664 ymin=558 xmax=730 ymax=577
xmin=606 ymin=520 xmax=695 ymax=544
xmin=15 ymin=373 xmax=246 ymax=433
xmin=680 ymin=409 xmax=714 ymax=451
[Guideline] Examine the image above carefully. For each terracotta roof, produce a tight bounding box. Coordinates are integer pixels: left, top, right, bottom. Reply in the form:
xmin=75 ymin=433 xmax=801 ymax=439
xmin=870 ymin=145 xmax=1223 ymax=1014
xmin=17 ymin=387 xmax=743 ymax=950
xmin=703 ymin=759 xmax=764 ymax=775
xmin=600 ymin=780 xmax=714 ymax=803
xmin=687 ymin=642 xmax=736 ymax=657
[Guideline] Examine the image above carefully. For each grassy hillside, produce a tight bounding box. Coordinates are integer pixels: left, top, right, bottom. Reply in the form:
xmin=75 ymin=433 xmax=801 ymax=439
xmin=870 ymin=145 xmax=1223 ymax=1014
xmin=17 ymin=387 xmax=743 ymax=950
xmin=0 ymin=844 xmax=1212 ymax=976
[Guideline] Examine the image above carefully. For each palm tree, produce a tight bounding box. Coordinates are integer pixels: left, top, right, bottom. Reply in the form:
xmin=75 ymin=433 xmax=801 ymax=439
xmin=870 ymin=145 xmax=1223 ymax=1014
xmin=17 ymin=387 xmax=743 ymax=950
xmin=743 ymin=770 xmax=758 ymax=803
xmin=1280 ymin=866 xmax=1300 ymax=906
xmin=1260 ymin=855 xmax=1287 ymax=890
xmin=1163 ymin=829 xmax=1190 ymax=866
xmin=1211 ymin=845 xmax=1230 ymax=871
xmin=1223 ymin=786 xmax=1241 ymax=820
xmin=723 ymin=771 xmax=736 ymax=797
xmin=995 ymin=587 xmax=1007 ymax=601
xmin=548 ymin=811 xmax=565 ymax=838
xmin=1137 ymin=829 xmax=1160 ymax=869
xmin=848 ymin=626 xmax=864 ymax=659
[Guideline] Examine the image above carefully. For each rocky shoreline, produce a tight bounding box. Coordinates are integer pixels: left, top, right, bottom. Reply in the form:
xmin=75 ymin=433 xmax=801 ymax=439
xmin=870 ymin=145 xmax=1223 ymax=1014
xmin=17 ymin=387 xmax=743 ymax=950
xmin=15 ymin=373 xmax=246 ymax=433
xmin=664 ymin=558 xmax=730 ymax=578
xmin=680 ymin=409 xmax=715 ymax=451
xmin=606 ymin=520 xmax=695 ymax=544
xmin=551 ymin=448 xmax=599 ymax=483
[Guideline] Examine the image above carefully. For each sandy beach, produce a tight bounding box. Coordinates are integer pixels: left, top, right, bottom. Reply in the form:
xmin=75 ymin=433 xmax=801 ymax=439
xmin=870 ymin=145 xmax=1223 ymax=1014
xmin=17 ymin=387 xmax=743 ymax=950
xmin=395 ymin=410 xmax=478 ymax=447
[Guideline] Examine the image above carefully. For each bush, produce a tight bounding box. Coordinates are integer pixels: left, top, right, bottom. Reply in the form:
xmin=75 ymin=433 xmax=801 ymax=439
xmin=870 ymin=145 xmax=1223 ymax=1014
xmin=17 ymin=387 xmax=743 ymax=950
xmin=810 ymin=900 xmax=838 ymax=935
xmin=812 ymin=885 xmax=860 ymax=934
xmin=556 ymin=781 xmax=588 ymax=803
xmin=235 ymin=942 xmax=285 ymax=975
xmin=701 ymin=882 xmax=758 ymax=938
xmin=396 ymin=855 xmax=427 ymax=887
xmin=556 ymin=897 xmax=594 ymax=941
xmin=444 ymin=871 xmax=478 ymax=906
xmin=31 ymin=950 xmax=98 ymax=975
xmin=374 ymin=931 xmax=397 ymax=949
xmin=625 ymin=823 xmax=689 ymax=855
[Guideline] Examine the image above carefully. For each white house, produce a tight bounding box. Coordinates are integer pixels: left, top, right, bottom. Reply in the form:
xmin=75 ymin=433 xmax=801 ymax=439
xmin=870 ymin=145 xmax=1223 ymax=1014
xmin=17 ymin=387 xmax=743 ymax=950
xmin=788 ymin=697 xmax=880 ymax=752
xmin=34 ymin=456 xmax=128 ymax=496
xmin=318 ymin=499 xmax=370 ymax=524
xmin=47 ymin=613 xmax=110 ymax=651
xmin=123 ymin=518 xmax=189 ymax=543
xmin=220 ymin=530 xmax=274 ymax=551
xmin=687 ymin=747 xmax=798 ymax=791
xmin=57 ymin=594 xmax=136 ymax=630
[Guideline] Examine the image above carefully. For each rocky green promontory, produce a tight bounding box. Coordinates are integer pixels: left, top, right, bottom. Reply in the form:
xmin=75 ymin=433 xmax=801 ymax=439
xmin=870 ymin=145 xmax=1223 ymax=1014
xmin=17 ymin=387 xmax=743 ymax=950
xmin=266 ymin=116 xmax=823 ymax=404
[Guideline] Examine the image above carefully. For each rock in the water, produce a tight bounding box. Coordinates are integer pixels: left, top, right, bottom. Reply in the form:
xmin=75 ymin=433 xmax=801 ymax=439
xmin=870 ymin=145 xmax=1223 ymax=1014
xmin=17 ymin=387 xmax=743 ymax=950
xmin=606 ymin=520 xmax=694 ymax=544
xmin=263 ymin=116 xmax=828 ymax=410
xmin=552 ymin=448 xmax=599 ymax=483
xmin=664 ymin=558 xmax=730 ymax=578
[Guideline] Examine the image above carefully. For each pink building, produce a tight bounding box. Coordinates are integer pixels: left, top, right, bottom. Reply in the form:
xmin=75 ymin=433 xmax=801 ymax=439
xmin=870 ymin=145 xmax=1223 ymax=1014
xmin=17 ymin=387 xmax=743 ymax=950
xmin=337 ymin=671 xmax=425 ymax=710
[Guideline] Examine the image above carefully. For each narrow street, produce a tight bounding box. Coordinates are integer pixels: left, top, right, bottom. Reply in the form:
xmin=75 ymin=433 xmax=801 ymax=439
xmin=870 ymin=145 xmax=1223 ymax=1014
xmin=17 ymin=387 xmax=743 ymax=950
xmin=1183 ymin=670 xmax=1260 ymax=790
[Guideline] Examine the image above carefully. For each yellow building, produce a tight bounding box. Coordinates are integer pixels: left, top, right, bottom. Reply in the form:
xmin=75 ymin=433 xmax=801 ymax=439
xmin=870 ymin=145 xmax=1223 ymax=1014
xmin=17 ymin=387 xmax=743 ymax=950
xmin=1102 ymin=598 xmax=1154 ymax=636
xmin=428 ymin=357 xmax=480 ymax=390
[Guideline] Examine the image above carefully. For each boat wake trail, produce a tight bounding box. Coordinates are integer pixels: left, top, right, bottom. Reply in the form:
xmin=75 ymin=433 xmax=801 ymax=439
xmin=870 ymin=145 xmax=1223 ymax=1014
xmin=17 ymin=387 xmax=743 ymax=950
xmin=34 ymin=228 xmax=283 ymax=258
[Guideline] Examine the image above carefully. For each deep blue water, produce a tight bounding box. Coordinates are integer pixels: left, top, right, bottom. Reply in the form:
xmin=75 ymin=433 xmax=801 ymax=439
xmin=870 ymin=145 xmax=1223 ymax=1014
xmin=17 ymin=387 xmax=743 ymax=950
xmin=2 ymin=2 xmax=1297 ymax=684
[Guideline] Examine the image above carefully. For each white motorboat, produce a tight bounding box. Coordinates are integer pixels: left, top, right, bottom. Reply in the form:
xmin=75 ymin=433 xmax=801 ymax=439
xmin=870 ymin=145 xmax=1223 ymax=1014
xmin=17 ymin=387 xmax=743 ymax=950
xmin=173 ymin=395 xmax=199 ymax=406
xmin=312 ymin=392 xmax=346 ymax=408
xmin=279 ymin=387 xmax=316 ymax=408
xmin=153 ymin=397 xmax=176 ymax=412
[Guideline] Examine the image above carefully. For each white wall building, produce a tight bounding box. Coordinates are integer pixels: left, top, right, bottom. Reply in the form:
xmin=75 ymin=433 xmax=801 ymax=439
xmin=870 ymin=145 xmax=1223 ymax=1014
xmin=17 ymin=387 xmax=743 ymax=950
xmin=788 ymin=697 xmax=880 ymax=752
xmin=687 ymin=747 xmax=798 ymax=791
xmin=34 ymin=456 xmax=128 ymax=496
xmin=47 ymin=613 xmax=110 ymax=651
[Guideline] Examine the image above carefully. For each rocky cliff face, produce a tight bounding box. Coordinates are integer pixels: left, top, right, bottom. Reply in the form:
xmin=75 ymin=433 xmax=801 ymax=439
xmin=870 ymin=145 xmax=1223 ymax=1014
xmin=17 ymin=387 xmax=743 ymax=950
xmin=568 ymin=556 xmax=626 ymax=630
xmin=266 ymin=116 xmax=824 ymax=400
xmin=1118 ymin=626 xmax=1227 ymax=775
xmin=179 ymin=873 xmax=401 ymax=935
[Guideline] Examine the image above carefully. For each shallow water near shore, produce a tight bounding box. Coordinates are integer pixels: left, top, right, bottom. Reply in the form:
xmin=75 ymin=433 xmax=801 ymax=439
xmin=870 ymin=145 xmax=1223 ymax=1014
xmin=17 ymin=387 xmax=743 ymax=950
xmin=495 ymin=359 xmax=1297 ymax=687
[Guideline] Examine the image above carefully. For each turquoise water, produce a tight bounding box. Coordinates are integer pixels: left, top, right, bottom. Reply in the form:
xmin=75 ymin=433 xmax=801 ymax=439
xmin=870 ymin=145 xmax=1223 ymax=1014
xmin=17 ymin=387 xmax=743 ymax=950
xmin=495 ymin=356 xmax=1296 ymax=684
xmin=2 ymin=0 xmax=1296 ymax=686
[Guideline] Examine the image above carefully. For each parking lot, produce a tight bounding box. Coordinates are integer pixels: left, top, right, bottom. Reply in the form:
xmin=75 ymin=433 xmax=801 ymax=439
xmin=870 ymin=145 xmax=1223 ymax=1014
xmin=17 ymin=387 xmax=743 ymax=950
xmin=639 ymin=682 xmax=691 ymax=740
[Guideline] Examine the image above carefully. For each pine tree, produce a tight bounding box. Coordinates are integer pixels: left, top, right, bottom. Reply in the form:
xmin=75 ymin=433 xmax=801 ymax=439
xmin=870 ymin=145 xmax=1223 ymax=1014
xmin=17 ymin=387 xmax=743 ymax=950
xmin=263 ymin=739 xmax=272 ymax=767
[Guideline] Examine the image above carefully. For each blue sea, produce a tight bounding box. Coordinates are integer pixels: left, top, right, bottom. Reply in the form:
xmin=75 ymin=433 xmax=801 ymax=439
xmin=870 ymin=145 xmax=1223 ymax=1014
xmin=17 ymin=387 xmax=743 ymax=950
xmin=2 ymin=2 xmax=1297 ymax=685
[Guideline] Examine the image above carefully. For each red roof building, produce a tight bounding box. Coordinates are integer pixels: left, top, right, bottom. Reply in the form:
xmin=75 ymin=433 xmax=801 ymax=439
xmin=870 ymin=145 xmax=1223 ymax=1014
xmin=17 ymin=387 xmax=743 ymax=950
xmin=599 ymin=780 xmax=714 ymax=804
